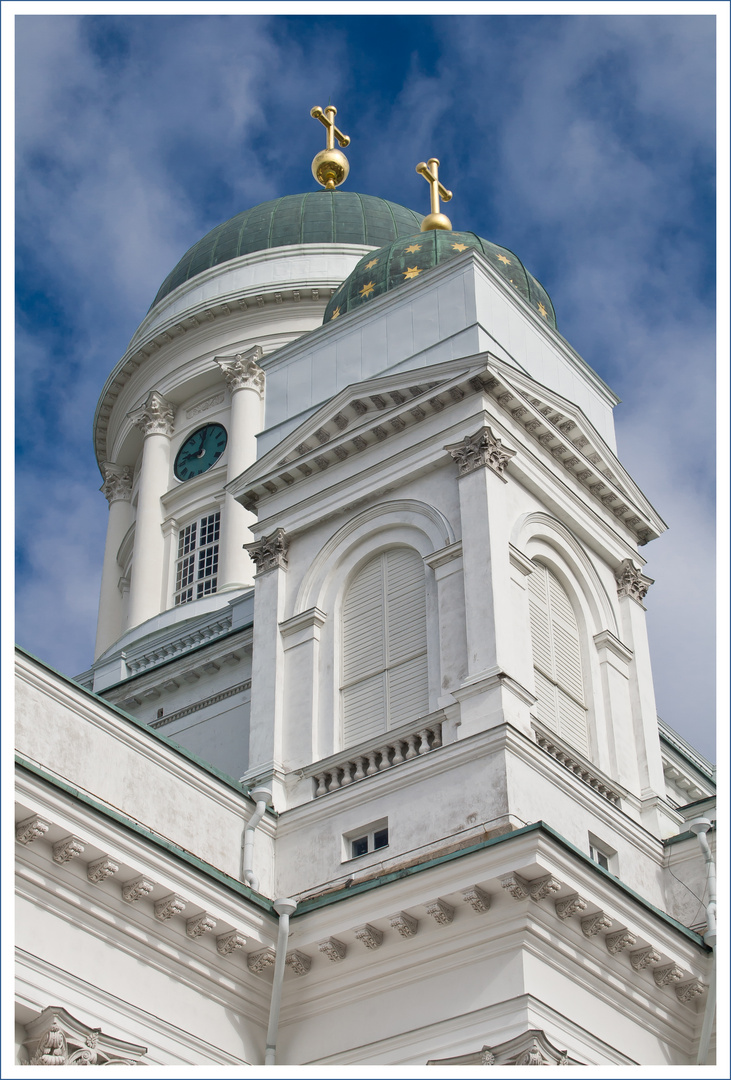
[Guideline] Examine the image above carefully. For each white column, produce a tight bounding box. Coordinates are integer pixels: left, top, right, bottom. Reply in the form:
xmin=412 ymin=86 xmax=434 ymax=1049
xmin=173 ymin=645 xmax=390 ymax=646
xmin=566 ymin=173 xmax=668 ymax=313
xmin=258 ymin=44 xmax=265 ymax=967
xmin=614 ymin=560 xmax=674 ymax=832
xmin=94 ymin=463 xmax=134 ymax=659
xmin=445 ymin=426 xmax=516 ymax=677
xmin=215 ymin=347 xmax=265 ymax=591
xmin=243 ymin=529 xmax=289 ymax=805
xmin=280 ymin=607 xmax=327 ymax=767
xmin=126 ymin=391 xmax=175 ymax=630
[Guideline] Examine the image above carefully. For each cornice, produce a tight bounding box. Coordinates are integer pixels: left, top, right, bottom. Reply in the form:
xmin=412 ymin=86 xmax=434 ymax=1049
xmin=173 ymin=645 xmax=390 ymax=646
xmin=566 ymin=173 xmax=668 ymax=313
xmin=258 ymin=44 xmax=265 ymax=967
xmin=15 ymin=758 xmax=273 ymax=915
xmin=94 ymin=287 xmax=345 ymax=468
xmin=16 ymin=952 xmax=254 ymax=1066
xmin=255 ymin=247 xmax=620 ymax=410
xmin=233 ymin=352 xmax=664 ymax=549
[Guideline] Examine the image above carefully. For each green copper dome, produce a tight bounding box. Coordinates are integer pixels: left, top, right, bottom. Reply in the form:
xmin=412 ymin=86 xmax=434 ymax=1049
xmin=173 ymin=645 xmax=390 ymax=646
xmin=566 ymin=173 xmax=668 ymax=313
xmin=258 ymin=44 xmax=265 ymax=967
xmin=323 ymin=230 xmax=556 ymax=329
xmin=151 ymin=192 xmax=424 ymax=309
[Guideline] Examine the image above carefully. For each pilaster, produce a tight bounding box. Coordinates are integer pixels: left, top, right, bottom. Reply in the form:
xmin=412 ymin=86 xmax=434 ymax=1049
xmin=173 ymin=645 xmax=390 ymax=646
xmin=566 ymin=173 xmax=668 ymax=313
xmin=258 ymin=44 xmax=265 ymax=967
xmin=613 ymin=562 xmax=671 ymax=832
xmin=281 ymin=607 xmax=328 ymax=767
xmin=445 ymin=426 xmax=529 ymax=738
xmin=593 ymin=629 xmax=641 ymax=797
xmin=126 ymin=391 xmax=175 ymax=629
xmin=424 ymin=542 xmax=467 ymax=706
xmin=244 ymin=529 xmax=290 ymax=802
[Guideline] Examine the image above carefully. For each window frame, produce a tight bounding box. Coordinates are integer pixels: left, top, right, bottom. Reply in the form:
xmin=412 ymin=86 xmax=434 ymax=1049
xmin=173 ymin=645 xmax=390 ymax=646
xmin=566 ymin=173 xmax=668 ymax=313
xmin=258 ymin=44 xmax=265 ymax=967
xmin=343 ymin=819 xmax=389 ymax=862
xmin=174 ymin=510 xmax=221 ymax=606
xmin=588 ymin=833 xmax=617 ymax=874
xmin=339 ymin=545 xmax=430 ymax=748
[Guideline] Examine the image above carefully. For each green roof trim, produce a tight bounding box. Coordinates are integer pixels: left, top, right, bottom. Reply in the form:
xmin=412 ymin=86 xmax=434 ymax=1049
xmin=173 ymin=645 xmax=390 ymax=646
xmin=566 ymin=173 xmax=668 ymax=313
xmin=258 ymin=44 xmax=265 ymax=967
xmin=150 ymin=192 xmax=424 ymax=309
xmin=15 ymin=645 xmax=250 ymax=798
xmin=15 ymin=755 xmax=274 ymax=913
xmin=324 ymin=230 xmax=556 ymax=328
xmin=292 ymin=820 xmax=709 ymax=949
xmin=97 ymin=619 xmax=254 ymax=694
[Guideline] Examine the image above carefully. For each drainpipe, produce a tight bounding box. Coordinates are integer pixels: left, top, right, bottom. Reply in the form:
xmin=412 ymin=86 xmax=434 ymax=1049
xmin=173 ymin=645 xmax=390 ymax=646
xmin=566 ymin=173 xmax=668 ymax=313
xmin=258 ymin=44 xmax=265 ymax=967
xmin=688 ymin=817 xmax=716 ymax=1065
xmin=242 ymin=787 xmax=272 ymax=891
xmin=264 ymin=897 xmax=297 ymax=1065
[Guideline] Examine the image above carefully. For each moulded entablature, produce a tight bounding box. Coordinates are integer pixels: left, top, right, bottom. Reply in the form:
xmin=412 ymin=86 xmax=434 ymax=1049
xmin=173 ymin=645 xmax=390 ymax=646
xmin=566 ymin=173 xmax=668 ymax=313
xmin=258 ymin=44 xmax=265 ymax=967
xmin=93 ymin=242 xmax=381 ymax=469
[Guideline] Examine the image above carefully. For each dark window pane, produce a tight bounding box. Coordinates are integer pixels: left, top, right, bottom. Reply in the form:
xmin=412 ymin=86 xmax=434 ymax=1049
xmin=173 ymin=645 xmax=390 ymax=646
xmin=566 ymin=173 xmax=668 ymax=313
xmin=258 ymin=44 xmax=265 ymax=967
xmin=351 ymin=836 xmax=368 ymax=858
xmin=373 ymin=828 xmax=389 ymax=850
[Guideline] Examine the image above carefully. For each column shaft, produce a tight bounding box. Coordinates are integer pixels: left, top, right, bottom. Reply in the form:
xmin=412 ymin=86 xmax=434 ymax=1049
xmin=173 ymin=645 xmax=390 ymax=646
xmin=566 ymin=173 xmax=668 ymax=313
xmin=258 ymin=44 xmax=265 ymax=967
xmin=94 ymin=466 xmax=134 ymax=658
xmin=216 ymin=350 xmax=265 ymax=591
xmin=126 ymin=391 xmax=175 ymax=630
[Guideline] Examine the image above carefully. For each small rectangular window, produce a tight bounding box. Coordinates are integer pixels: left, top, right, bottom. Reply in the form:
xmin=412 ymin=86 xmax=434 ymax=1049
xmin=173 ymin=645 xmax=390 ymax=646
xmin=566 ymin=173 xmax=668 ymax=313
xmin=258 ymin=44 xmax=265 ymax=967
xmin=589 ymin=834 xmax=616 ymax=874
xmin=344 ymin=819 xmax=389 ymax=861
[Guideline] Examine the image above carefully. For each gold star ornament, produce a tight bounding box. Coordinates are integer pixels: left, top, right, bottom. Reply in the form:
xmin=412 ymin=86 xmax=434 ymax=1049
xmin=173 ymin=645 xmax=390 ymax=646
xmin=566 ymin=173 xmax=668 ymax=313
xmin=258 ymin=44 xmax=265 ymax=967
xmin=404 ymin=243 xmax=422 ymax=254
xmin=403 ymin=266 xmax=422 ymax=280
xmin=365 ymin=258 xmax=379 ymax=270
xmin=359 ymin=281 xmax=376 ymax=298
xmin=330 ymin=306 xmax=340 ymax=320
xmin=497 ymin=254 xmax=511 ymax=265
xmin=538 ymin=302 xmax=548 ymax=318
xmin=452 ymin=242 xmax=468 ymax=252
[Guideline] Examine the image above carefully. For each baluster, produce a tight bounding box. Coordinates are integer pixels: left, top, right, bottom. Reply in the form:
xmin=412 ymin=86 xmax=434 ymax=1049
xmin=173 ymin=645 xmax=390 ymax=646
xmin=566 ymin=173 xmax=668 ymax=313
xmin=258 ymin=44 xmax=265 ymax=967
xmin=417 ymin=728 xmax=431 ymax=754
xmin=431 ymin=723 xmax=442 ymax=748
xmin=391 ymin=741 xmax=404 ymax=766
xmin=353 ymin=757 xmax=366 ymax=781
xmin=340 ymin=762 xmax=353 ymax=786
xmin=378 ymin=747 xmax=391 ymax=771
xmin=404 ymin=734 xmax=418 ymax=759
xmin=366 ymin=751 xmax=379 ymax=776
xmin=327 ymin=769 xmax=341 ymax=792
xmin=314 ymin=774 xmax=328 ymax=797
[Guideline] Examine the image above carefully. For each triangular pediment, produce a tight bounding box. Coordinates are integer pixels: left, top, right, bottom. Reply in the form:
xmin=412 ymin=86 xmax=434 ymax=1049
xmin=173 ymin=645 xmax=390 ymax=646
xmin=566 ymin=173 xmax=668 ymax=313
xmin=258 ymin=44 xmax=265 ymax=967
xmin=482 ymin=357 xmax=666 ymax=543
xmin=229 ymin=352 xmax=665 ymax=546
xmin=228 ymin=355 xmax=492 ymax=501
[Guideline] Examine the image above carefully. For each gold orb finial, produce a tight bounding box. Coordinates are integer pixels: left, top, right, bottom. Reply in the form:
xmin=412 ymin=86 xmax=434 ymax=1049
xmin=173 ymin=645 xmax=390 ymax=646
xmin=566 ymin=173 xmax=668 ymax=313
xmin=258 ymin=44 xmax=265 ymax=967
xmin=416 ymin=158 xmax=452 ymax=231
xmin=311 ymin=105 xmax=350 ymax=190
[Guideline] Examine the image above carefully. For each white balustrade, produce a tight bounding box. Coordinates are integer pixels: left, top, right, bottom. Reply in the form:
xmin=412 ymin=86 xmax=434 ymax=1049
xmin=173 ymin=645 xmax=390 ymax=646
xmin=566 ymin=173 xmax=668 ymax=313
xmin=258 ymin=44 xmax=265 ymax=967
xmin=312 ymin=719 xmax=443 ymax=798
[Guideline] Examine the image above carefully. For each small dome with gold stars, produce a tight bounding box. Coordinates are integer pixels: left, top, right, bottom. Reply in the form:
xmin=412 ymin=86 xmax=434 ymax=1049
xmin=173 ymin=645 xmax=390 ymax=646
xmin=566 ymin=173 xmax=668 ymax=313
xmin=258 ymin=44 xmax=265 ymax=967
xmin=324 ymin=230 xmax=556 ymax=328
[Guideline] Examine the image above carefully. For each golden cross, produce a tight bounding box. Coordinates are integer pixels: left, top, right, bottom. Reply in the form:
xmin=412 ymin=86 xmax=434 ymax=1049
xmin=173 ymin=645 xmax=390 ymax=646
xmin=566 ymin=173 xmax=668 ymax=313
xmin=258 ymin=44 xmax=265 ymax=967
xmin=417 ymin=158 xmax=452 ymax=214
xmin=311 ymin=105 xmax=350 ymax=150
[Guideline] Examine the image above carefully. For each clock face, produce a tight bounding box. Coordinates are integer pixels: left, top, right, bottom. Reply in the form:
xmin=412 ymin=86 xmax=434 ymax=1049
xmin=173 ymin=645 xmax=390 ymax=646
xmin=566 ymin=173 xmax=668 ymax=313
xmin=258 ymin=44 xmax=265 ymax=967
xmin=174 ymin=423 xmax=228 ymax=481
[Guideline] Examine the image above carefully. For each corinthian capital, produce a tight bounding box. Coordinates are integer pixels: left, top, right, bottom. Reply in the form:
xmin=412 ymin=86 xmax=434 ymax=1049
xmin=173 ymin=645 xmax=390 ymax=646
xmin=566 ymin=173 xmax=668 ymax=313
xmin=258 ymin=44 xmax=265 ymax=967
xmin=215 ymin=345 xmax=265 ymax=394
xmin=100 ymin=462 xmax=133 ymax=504
xmin=244 ymin=528 xmax=289 ymax=573
xmin=127 ymin=390 xmax=175 ymax=437
xmin=445 ymin=425 xmax=516 ymax=479
xmin=615 ymin=559 xmax=654 ymax=603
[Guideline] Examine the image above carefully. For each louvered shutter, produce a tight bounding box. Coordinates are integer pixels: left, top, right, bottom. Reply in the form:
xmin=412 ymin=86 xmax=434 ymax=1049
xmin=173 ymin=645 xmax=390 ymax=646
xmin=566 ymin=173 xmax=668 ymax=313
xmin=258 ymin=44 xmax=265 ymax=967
xmin=528 ymin=561 xmax=589 ymax=757
xmin=341 ymin=548 xmax=428 ymax=747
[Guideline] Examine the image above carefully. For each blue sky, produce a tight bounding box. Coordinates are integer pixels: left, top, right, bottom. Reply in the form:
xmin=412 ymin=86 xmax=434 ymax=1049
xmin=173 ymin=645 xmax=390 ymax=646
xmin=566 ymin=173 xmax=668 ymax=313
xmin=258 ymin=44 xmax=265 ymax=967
xmin=11 ymin=10 xmax=724 ymax=760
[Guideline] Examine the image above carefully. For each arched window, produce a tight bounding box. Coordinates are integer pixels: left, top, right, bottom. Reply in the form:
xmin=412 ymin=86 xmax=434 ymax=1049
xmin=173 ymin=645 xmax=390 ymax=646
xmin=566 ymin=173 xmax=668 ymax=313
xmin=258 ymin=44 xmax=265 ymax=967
xmin=341 ymin=548 xmax=429 ymax=747
xmin=527 ymin=560 xmax=589 ymax=757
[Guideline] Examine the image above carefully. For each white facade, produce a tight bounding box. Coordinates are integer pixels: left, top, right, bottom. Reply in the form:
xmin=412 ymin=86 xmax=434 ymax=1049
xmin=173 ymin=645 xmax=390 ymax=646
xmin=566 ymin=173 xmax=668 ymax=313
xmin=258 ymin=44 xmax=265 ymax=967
xmin=15 ymin=198 xmax=717 ymax=1068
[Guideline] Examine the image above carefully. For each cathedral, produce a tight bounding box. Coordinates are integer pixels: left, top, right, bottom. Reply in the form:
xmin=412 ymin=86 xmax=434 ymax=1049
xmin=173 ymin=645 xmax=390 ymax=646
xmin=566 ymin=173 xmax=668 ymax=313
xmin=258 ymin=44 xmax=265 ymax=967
xmin=15 ymin=106 xmax=716 ymax=1067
